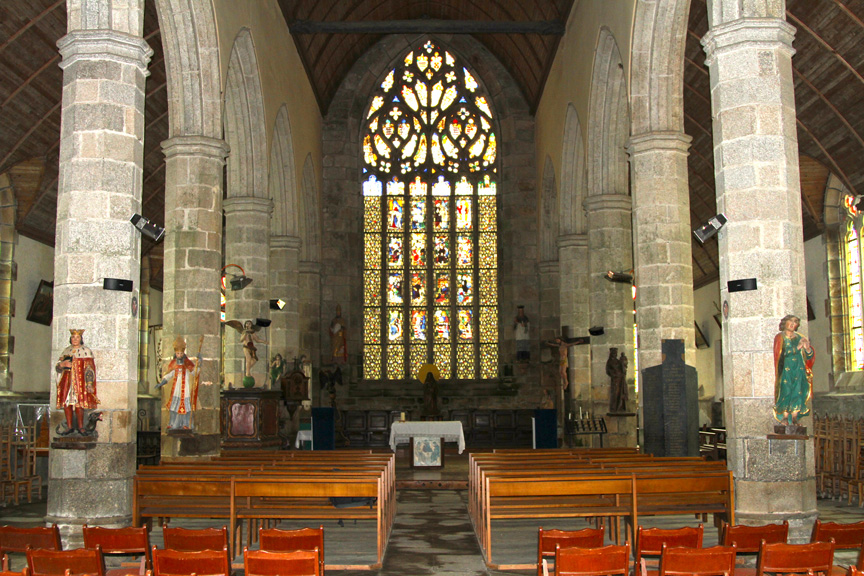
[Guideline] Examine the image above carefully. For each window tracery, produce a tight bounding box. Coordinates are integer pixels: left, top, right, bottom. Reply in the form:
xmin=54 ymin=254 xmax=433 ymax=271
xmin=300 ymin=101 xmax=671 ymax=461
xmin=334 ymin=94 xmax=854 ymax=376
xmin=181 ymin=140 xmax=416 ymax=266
xmin=362 ymin=40 xmax=499 ymax=381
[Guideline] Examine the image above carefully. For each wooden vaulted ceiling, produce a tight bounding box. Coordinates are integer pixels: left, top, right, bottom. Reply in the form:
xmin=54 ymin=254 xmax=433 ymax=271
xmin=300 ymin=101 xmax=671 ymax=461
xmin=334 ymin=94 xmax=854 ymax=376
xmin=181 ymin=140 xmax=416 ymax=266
xmin=0 ymin=0 xmax=862 ymax=291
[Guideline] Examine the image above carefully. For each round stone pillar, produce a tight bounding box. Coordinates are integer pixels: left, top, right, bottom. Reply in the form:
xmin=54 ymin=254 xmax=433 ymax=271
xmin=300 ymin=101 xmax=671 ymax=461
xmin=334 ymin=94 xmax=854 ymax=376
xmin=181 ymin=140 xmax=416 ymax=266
xmin=223 ymin=197 xmax=273 ymax=387
xmin=702 ymin=2 xmax=816 ymax=539
xmin=48 ymin=28 xmax=152 ymax=541
xmin=584 ymin=194 xmax=635 ymax=447
xmin=299 ymin=261 xmax=322 ymax=371
xmin=269 ymin=235 xmax=302 ymax=364
xmin=558 ymin=234 xmax=590 ymax=409
xmin=627 ymin=132 xmax=696 ymax=370
xmin=161 ymin=135 xmax=229 ymax=459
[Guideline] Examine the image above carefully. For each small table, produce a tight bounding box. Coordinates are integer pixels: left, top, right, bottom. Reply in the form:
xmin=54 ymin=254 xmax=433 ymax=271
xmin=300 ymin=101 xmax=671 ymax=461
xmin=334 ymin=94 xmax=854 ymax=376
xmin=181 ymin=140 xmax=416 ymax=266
xmin=389 ymin=421 xmax=465 ymax=454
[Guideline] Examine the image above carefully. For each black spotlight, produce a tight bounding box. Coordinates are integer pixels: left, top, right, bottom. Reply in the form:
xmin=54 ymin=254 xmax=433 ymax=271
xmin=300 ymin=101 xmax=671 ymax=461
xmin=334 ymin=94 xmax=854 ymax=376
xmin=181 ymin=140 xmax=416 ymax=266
xmin=588 ymin=326 xmax=605 ymax=336
xmin=130 ymin=213 xmax=165 ymax=242
xmin=270 ymin=298 xmax=286 ymax=310
xmin=693 ymin=213 xmax=727 ymax=244
xmin=255 ymin=318 xmax=272 ymax=328
xmin=229 ymin=275 xmax=253 ymax=291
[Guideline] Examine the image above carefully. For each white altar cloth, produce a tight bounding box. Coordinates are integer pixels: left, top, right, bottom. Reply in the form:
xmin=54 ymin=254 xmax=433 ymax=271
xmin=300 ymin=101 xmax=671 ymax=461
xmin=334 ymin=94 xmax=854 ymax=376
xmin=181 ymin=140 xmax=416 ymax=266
xmin=389 ymin=421 xmax=465 ymax=453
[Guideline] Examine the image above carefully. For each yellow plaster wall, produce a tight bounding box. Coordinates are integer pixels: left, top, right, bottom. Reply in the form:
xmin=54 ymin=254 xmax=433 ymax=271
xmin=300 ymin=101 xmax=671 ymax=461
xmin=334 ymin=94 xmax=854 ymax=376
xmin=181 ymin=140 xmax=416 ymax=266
xmin=534 ymin=0 xmax=636 ymax=198
xmin=212 ymin=0 xmax=323 ymax=197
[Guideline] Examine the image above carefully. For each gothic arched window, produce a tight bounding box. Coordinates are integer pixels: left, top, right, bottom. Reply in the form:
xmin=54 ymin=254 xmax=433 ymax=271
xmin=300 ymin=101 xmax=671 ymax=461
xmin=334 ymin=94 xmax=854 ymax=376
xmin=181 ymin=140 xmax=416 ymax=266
xmin=844 ymin=195 xmax=864 ymax=370
xmin=361 ymin=40 xmax=499 ymax=381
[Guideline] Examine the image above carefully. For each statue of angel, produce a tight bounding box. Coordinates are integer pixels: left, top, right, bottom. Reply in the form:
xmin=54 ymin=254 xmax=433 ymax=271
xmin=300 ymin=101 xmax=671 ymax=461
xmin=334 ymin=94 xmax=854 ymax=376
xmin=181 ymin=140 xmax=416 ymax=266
xmin=225 ymin=320 xmax=267 ymax=377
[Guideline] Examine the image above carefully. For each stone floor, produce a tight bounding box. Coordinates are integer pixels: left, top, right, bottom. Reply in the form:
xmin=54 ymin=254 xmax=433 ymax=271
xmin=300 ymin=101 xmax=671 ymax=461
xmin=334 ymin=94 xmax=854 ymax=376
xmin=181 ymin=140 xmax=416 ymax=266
xmin=1 ymin=449 xmax=863 ymax=575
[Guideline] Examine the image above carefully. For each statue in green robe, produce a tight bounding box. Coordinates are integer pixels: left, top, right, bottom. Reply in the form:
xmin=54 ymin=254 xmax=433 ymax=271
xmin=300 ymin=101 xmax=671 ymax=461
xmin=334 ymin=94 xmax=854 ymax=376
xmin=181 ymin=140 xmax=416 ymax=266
xmin=773 ymin=314 xmax=815 ymax=425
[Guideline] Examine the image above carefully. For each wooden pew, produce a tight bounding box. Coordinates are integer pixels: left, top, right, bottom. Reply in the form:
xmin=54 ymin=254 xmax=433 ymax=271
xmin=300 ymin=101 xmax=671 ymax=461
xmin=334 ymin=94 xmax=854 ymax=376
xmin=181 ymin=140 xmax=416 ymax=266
xmin=481 ymin=474 xmax=636 ymax=570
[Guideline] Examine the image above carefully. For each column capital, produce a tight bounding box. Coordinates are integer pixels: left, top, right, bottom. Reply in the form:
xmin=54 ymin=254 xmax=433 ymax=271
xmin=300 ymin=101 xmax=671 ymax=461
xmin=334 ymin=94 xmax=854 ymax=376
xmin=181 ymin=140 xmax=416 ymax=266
xmin=224 ymin=196 xmax=274 ymax=216
xmin=271 ymin=234 xmax=302 ymax=250
xmin=538 ymin=260 xmax=559 ymax=275
xmin=557 ymin=233 xmax=588 ymax=250
xmin=162 ymin=136 xmax=230 ymax=162
xmin=702 ymin=18 xmax=796 ymax=65
xmin=299 ymin=260 xmax=321 ymax=275
xmin=58 ymin=30 xmax=153 ymax=74
xmin=583 ymin=194 xmax=632 ymax=214
xmin=627 ymin=131 xmax=692 ymax=156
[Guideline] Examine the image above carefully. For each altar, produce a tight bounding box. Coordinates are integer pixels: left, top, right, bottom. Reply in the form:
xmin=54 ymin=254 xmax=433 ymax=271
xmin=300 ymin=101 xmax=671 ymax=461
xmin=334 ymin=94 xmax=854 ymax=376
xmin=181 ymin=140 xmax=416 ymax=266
xmin=389 ymin=421 xmax=466 ymax=454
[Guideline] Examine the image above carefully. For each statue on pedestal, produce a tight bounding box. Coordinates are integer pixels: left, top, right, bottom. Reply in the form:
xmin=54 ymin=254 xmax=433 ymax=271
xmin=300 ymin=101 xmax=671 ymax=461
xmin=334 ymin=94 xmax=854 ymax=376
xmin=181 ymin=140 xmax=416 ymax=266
xmin=156 ymin=335 xmax=205 ymax=431
xmin=773 ymin=314 xmax=814 ymax=433
xmin=607 ymin=348 xmax=629 ymax=413
xmin=55 ymin=329 xmax=99 ymax=437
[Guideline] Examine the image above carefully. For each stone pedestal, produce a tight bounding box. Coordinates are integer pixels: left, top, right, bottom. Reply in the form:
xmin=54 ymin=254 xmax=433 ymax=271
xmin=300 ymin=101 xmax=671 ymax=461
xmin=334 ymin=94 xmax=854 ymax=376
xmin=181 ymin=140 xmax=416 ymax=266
xmin=48 ymin=25 xmax=152 ymax=544
xmin=703 ymin=0 xmax=815 ymax=540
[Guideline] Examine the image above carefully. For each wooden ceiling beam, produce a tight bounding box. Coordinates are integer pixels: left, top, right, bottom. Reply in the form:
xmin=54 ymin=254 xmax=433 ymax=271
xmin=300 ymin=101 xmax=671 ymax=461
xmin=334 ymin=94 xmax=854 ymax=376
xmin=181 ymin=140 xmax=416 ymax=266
xmin=785 ymin=11 xmax=864 ymax=86
xmin=792 ymin=66 xmax=864 ymax=151
xmin=289 ymin=19 xmax=565 ymax=35
xmin=0 ymin=0 xmax=64 ymax=55
xmin=795 ymin=118 xmax=856 ymax=196
xmin=1 ymin=55 xmax=59 ymax=108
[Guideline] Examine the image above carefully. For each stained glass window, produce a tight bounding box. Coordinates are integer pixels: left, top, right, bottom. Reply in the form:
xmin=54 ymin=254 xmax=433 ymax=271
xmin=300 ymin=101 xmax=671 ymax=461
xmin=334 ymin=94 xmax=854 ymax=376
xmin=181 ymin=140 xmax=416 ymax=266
xmin=362 ymin=41 xmax=499 ymax=380
xmin=363 ymin=41 xmax=499 ymax=380
xmin=845 ymin=198 xmax=864 ymax=371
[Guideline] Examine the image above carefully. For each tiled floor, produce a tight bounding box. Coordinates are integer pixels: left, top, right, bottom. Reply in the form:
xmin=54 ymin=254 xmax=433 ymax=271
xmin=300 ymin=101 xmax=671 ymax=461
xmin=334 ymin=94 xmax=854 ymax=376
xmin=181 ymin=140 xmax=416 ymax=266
xmin=2 ymin=450 xmax=863 ymax=575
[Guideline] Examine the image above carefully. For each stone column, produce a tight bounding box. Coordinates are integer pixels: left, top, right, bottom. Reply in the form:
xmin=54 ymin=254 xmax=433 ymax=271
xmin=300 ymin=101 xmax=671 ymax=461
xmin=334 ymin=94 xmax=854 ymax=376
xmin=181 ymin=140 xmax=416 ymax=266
xmin=538 ymin=261 xmax=560 ymax=342
xmin=299 ymin=261 xmax=321 ymax=376
xmin=48 ymin=27 xmax=152 ymax=540
xmin=0 ymin=176 xmax=15 ymax=390
xmin=627 ymin=132 xmax=696 ymax=370
xmin=161 ymin=135 xmax=229 ymax=459
xmin=558 ymin=234 xmax=590 ymax=410
xmin=585 ymin=194 xmax=635 ymax=447
xmin=137 ymin=255 xmax=150 ymax=395
xmin=702 ymin=1 xmax=815 ymax=539
xmin=269 ymin=235 xmax=301 ymax=363
xmin=223 ymin=197 xmax=272 ymax=387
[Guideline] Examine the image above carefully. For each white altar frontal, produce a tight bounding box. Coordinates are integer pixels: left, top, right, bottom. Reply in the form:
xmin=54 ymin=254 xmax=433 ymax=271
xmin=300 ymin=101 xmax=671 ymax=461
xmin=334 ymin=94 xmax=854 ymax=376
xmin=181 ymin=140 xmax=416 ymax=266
xmin=389 ymin=421 xmax=466 ymax=454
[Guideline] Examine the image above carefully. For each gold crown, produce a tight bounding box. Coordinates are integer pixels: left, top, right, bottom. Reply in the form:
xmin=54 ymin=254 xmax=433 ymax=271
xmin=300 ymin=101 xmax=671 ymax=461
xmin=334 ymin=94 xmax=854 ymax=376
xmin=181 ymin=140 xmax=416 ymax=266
xmin=69 ymin=329 xmax=85 ymax=336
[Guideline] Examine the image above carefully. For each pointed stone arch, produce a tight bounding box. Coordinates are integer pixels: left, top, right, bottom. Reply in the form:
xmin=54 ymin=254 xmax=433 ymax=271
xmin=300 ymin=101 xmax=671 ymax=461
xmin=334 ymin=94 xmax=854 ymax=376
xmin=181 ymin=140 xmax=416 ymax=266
xmin=154 ymin=0 xmax=223 ymax=138
xmin=560 ymin=104 xmax=587 ymax=236
xmin=224 ymin=28 xmax=268 ymax=199
xmin=270 ymin=105 xmax=299 ymax=237
xmin=588 ymin=28 xmax=630 ymax=198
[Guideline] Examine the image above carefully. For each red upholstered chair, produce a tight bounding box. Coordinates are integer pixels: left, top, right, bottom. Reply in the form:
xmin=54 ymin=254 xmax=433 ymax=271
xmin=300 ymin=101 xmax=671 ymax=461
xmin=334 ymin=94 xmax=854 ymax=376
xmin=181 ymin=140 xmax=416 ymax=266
xmin=635 ymin=524 xmax=703 ymax=576
xmin=537 ymin=526 xmax=605 ymax=576
xmin=243 ymin=548 xmax=319 ymax=576
xmin=811 ymin=520 xmax=864 ymax=576
xmin=26 ymin=546 xmax=105 ymax=576
xmin=554 ymin=543 xmax=629 ymax=576
xmin=82 ymin=525 xmax=150 ymax=576
xmin=658 ymin=543 xmax=737 ymax=576
xmin=150 ymin=546 xmax=230 ymax=576
xmin=0 ymin=525 xmax=62 ymax=571
xmin=160 ymin=526 xmax=227 ymax=553
xmin=258 ymin=526 xmax=323 ymax=576
xmin=755 ymin=540 xmax=835 ymax=576
xmin=720 ymin=520 xmax=789 ymax=576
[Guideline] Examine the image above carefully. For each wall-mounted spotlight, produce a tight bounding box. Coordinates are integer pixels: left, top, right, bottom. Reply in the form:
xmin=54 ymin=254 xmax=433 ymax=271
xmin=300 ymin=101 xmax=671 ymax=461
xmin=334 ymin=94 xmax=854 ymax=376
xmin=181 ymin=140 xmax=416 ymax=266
xmin=605 ymin=270 xmax=633 ymax=284
xmin=130 ymin=213 xmax=165 ymax=242
xmin=255 ymin=318 xmax=272 ymax=328
xmin=270 ymin=298 xmax=286 ymax=310
xmin=693 ymin=213 xmax=727 ymax=244
xmin=221 ymin=264 xmax=253 ymax=291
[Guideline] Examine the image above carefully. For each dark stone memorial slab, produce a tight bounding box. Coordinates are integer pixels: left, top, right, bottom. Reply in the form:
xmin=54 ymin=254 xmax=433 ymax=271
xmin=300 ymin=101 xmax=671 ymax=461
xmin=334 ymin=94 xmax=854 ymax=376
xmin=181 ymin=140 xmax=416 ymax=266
xmin=641 ymin=339 xmax=699 ymax=457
